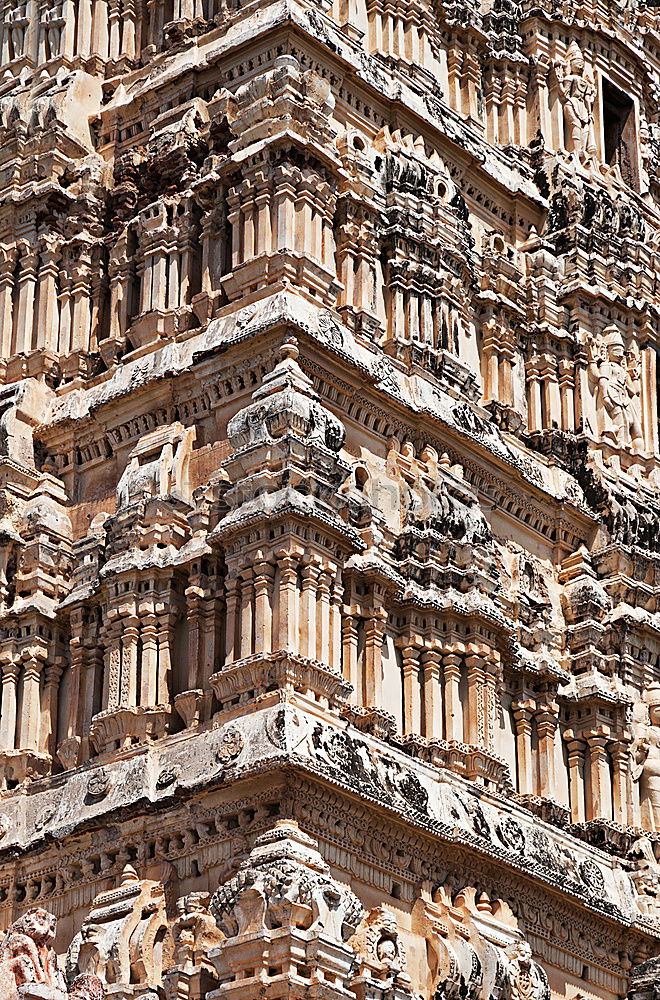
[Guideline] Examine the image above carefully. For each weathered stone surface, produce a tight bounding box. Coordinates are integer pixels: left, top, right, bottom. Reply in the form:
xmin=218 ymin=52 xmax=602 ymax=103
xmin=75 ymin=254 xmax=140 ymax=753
xmin=0 ymin=2 xmax=660 ymax=1000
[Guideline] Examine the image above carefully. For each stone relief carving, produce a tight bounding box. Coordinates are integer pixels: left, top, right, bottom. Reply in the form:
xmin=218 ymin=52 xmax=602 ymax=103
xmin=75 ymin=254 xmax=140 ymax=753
xmin=210 ymin=820 xmax=364 ymax=942
xmin=587 ymin=326 xmax=644 ymax=451
xmin=555 ymin=41 xmax=597 ymax=160
xmin=171 ymin=892 xmax=224 ymax=971
xmin=116 ymin=423 xmax=196 ymax=509
xmin=632 ymin=684 xmax=660 ymax=832
xmin=0 ymin=909 xmax=105 ymax=999
xmin=66 ymin=866 xmax=172 ymax=991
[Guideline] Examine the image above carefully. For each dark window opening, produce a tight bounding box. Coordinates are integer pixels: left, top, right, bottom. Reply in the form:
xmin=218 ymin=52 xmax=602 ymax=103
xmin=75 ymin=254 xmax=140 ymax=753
xmin=602 ymin=80 xmax=638 ymax=190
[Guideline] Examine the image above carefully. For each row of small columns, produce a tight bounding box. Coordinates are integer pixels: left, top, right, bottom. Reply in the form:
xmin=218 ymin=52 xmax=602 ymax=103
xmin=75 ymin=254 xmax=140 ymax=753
xmin=512 ymin=698 xmax=558 ymax=800
xmin=396 ymin=641 xmax=500 ymax=747
xmin=227 ymin=165 xmax=337 ymax=273
xmin=564 ymin=729 xmax=630 ymax=825
xmin=1 ymin=0 xmax=139 ymax=67
xmin=526 ymin=354 xmax=576 ymax=433
xmin=101 ymin=611 xmax=175 ymax=710
xmin=225 ymin=556 xmax=343 ymax=667
xmin=0 ymin=647 xmax=60 ymax=756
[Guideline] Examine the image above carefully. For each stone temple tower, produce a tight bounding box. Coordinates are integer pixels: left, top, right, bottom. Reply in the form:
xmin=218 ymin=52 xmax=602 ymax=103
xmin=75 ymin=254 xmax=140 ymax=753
xmin=2 ymin=0 xmax=660 ymax=998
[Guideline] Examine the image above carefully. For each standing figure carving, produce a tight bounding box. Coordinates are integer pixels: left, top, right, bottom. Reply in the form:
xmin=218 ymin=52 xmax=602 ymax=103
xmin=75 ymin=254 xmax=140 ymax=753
xmin=555 ymin=41 xmax=597 ymax=160
xmin=587 ymin=325 xmax=644 ymax=451
xmin=5 ymin=5 xmax=29 ymax=60
xmin=633 ymin=684 xmax=660 ymax=832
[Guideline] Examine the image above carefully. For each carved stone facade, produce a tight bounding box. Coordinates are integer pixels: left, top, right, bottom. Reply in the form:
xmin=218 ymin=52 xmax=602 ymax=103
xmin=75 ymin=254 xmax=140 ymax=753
xmin=1 ymin=1 xmax=660 ymax=999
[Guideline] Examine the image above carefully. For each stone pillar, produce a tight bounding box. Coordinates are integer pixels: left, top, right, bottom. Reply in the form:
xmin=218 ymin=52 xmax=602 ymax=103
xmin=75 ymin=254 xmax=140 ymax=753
xmin=512 ymin=702 xmax=534 ymax=795
xmin=0 ymin=660 xmax=19 ymax=751
xmin=122 ymin=0 xmax=137 ymax=58
xmin=443 ymin=652 xmax=462 ymax=742
xmin=76 ymin=0 xmax=93 ymax=56
xmin=611 ymin=739 xmax=631 ymax=827
xmin=239 ymin=567 xmax=254 ymax=659
xmin=465 ymin=652 xmax=485 ymax=744
xmin=15 ymin=246 xmax=38 ymax=355
xmin=536 ymin=706 xmax=557 ymax=799
xmin=330 ymin=571 xmax=343 ymax=671
xmin=587 ymin=734 xmax=612 ymax=820
xmin=104 ymin=630 xmax=122 ymax=710
xmin=120 ymin=617 xmax=139 ymax=707
xmin=18 ymin=656 xmax=43 ymax=751
xmin=108 ymin=0 xmax=120 ymax=58
xmin=140 ymin=613 xmax=159 ymax=705
xmin=36 ymin=237 xmax=60 ymax=351
xmin=421 ymin=649 xmax=442 ymax=739
xmin=278 ymin=554 xmax=298 ymax=652
xmin=91 ymin=0 xmax=109 ymax=58
xmin=0 ymin=248 xmax=17 ymax=361
xmin=342 ymin=612 xmax=359 ymax=699
xmin=254 ymin=562 xmax=274 ymax=656
xmin=316 ymin=568 xmax=332 ymax=664
xmin=364 ymin=604 xmax=385 ymax=707
xmin=63 ymin=630 xmax=84 ymax=746
xmin=41 ymin=662 xmax=63 ymax=758
xmin=224 ymin=572 xmax=240 ymax=665
xmin=157 ymin=611 xmax=174 ymax=704
xmin=401 ymin=644 xmax=421 ymax=735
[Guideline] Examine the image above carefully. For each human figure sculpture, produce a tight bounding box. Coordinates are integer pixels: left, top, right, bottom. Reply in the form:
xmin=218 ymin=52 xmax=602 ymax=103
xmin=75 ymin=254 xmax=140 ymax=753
xmin=0 ymin=909 xmax=105 ymax=1000
xmin=0 ymin=908 xmax=66 ymax=992
xmin=587 ymin=326 xmax=644 ymax=451
xmin=5 ymin=6 xmax=29 ymax=60
xmin=506 ymin=940 xmax=549 ymax=1000
xmin=555 ymin=41 xmax=597 ymax=160
xmin=633 ymin=685 xmax=660 ymax=832
xmin=172 ymin=892 xmax=224 ymax=969
xmin=42 ymin=4 xmax=65 ymax=60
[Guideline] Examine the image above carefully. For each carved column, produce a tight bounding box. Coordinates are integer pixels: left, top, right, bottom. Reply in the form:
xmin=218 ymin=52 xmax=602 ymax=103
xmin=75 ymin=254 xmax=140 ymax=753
xmin=330 ymin=571 xmax=343 ymax=671
xmin=253 ymin=562 xmax=274 ymax=656
xmin=536 ymin=706 xmax=557 ymax=799
xmin=91 ymin=0 xmax=109 ymax=57
xmin=35 ymin=237 xmax=60 ymax=351
xmin=0 ymin=248 xmax=17 ymax=361
xmin=62 ymin=626 xmax=84 ymax=753
xmin=443 ymin=652 xmax=462 ymax=742
xmin=278 ymin=554 xmax=298 ymax=652
xmin=512 ymin=702 xmax=534 ymax=795
xmin=611 ymin=739 xmax=631 ymax=827
xmin=401 ymin=644 xmax=421 ymax=735
xmin=316 ymin=568 xmax=332 ymax=664
xmin=157 ymin=611 xmax=175 ymax=704
xmin=342 ymin=611 xmax=359 ymax=698
xmin=587 ymin=733 xmax=612 ymax=820
xmin=364 ymin=602 xmax=385 ymax=707
xmin=224 ymin=572 xmax=240 ymax=665
xmin=14 ymin=246 xmax=38 ymax=355
xmin=108 ymin=0 xmax=120 ymax=58
xmin=103 ymin=625 xmax=122 ymax=710
xmin=76 ymin=0 xmax=93 ymax=55
xmin=421 ymin=649 xmax=442 ymax=739
xmin=121 ymin=617 xmax=139 ymax=707
xmin=0 ymin=660 xmax=19 ymax=750
xmin=41 ymin=662 xmax=63 ymax=759
xmin=140 ymin=612 xmax=159 ymax=705
xmin=18 ymin=656 xmax=43 ymax=751
xmin=239 ymin=566 xmax=254 ymax=659
xmin=465 ymin=652 xmax=485 ymax=745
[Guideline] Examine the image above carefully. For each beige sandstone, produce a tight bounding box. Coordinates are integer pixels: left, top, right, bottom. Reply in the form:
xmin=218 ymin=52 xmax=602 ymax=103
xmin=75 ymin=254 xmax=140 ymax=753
xmin=0 ymin=0 xmax=659 ymax=998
